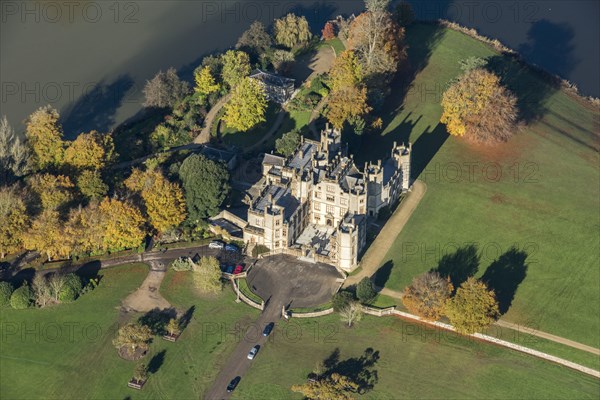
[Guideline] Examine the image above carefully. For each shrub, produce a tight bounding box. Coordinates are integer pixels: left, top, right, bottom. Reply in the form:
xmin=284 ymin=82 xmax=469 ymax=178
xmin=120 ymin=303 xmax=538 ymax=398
xmin=171 ymin=257 xmax=194 ymax=271
xmin=0 ymin=281 xmax=14 ymax=307
xmin=10 ymin=284 xmax=33 ymax=309
xmin=332 ymin=290 xmax=355 ymax=312
xmin=356 ymin=278 xmax=376 ymax=304
xmin=59 ymin=273 xmax=82 ymax=303
xmin=310 ymin=75 xmax=330 ymax=97
xmin=251 ymin=244 xmax=270 ymax=258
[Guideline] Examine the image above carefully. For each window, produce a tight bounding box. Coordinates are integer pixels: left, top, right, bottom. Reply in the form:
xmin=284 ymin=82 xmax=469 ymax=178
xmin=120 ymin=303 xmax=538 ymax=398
xmin=315 ymin=191 xmax=321 ymax=199
xmin=275 ymin=220 xmax=280 ymax=226
xmin=275 ymin=230 xmax=280 ymax=238
xmin=326 ymin=205 xmax=335 ymax=214
xmin=326 ymin=195 xmax=335 ymax=202
xmin=314 ymin=203 xmax=321 ymax=211
xmin=340 ymin=208 xmax=346 ymax=217
xmin=327 ymin=185 xmax=335 ymax=193
xmin=340 ymin=198 xmax=348 ymax=206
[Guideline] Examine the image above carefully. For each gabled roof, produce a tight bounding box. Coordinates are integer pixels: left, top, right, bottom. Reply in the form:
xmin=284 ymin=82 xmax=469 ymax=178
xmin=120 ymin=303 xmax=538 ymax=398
xmin=263 ymin=153 xmax=286 ymax=167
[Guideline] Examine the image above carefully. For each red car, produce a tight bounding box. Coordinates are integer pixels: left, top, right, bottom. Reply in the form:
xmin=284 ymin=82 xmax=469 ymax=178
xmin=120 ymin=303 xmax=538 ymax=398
xmin=233 ymin=264 xmax=244 ymax=275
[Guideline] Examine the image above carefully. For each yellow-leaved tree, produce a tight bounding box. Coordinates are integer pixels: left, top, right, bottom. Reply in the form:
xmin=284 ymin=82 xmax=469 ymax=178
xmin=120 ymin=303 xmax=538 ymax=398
xmin=326 ymin=86 xmax=371 ymax=129
xmin=23 ymin=210 xmax=71 ymax=261
xmin=64 ymin=130 xmax=116 ymax=170
xmin=194 ymin=66 xmax=220 ymax=98
xmin=329 ymin=50 xmax=364 ymax=92
xmin=64 ymin=202 xmax=106 ymax=256
xmin=25 ymin=105 xmax=65 ymax=170
xmin=222 ymin=77 xmax=267 ymax=132
xmin=28 ymin=173 xmax=75 ymax=211
xmin=440 ymin=68 xmax=517 ymax=142
xmin=125 ymin=168 xmax=187 ymax=234
xmin=0 ymin=186 xmax=29 ymax=258
xmin=444 ymin=277 xmax=499 ymax=334
xmin=98 ymin=197 xmax=146 ymax=252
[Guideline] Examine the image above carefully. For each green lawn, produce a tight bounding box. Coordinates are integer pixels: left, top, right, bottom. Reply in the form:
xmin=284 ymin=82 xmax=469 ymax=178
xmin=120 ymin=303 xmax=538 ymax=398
xmin=219 ymin=102 xmax=280 ymax=148
xmin=232 ymin=315 xmax=599 ymax=399
xmin=0 ymin=264 xmax=259 ymax=400
xmin=322 ymin=38 xmax=346 ymax=56
xmin=353 ymin=23 xmax=599 ymax=347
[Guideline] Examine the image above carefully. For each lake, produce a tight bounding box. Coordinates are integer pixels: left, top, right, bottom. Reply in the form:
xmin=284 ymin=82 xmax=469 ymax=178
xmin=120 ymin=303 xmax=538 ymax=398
xmin=1 ymin=0 xmax=598 ymax=135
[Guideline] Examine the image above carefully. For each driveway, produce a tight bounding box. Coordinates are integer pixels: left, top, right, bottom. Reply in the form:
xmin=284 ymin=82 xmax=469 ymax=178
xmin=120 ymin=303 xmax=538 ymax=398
xmin=203 ymin=255 xmax=343 ymax=400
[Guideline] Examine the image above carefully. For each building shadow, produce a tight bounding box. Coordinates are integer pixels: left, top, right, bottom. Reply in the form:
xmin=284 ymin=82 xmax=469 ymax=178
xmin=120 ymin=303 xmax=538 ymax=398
xmin=61 ymin=75 xmax=134 ymax=138
xmin=481 ymin=247 xmax=528 ymax=315
xmin=148 ymin=350 xmax=166 ymax=374
xmin=432 ymin=244 xmax=480 ymax=290
xmin=411 ymin=123 xmax=448 ymax=181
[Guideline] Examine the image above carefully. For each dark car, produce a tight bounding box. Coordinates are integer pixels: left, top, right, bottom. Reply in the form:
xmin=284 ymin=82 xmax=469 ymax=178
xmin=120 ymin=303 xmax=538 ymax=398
xmin=227 ymin=376 xmax=241 ymax=392
xmin=225 ymin=243 xmax=239 ymax=252
xmin=262 ymin=322 xmax=274 ymax=337
xmin=233 ymin=264 xmax=244 ymax=274
xmin=225 ymin=265 xmax=235 ymax=274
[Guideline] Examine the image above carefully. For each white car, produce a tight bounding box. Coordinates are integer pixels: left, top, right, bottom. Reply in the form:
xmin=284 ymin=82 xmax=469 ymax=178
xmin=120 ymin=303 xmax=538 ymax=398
xmin=208 ymin=241 xmax=224 ymax=249
xmin=247 ymin=345 xmax=260 ymax=360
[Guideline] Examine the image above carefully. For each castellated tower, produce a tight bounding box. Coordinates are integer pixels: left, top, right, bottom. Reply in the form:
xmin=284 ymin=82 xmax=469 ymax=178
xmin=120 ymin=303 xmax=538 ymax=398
xmin=320 ymin=123 xmax=343 ymax=161
xmin=392 ymin=142 xmax=412 ymax=191
xmin=365 ymin=160 xmax=384 ymax=217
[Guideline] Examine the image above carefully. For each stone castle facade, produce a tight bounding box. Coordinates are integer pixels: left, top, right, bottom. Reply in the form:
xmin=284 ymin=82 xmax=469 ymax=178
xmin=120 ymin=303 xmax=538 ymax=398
xmin=241 ymin=124 xmax=412 ymax=272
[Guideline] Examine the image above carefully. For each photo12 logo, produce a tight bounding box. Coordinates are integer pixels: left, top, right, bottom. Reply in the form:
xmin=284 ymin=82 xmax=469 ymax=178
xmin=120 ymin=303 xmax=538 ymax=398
xmin=1 ymin=2 xmax=140 ymax=24
xmin=1 ymin=321 xmax=103 ymax=343
xmin=420 ymin=161 xmax=540 ymax=184
xmin=200 ymin=321 xmax=339 ymax=344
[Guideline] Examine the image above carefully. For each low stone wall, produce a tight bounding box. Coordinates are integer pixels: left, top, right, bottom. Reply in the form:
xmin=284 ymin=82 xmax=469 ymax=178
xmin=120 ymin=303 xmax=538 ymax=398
xmin=231 ymin=279 xmax=264 ymax=311
xmin=290 ymin=308 xmax=334 ymax=318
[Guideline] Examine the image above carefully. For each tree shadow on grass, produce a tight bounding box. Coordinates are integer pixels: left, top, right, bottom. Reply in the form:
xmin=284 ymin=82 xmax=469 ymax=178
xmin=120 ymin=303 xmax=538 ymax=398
xmin=179 ymin=305 xmax=196 ymax=331
xmin=138 ymin=307 xmax=178 ymax=335
xmin=318 ymin=347 xmax=380 ymax=394
xmin=148 ymin=350 xmax=166 ymax=374
xmin=481 ymin=247 xmax=528 ymax=315
xmin=370 ymin=260 xmax=394 ymax=289
xmin=432 ymin=244 xmax=480 ymax=290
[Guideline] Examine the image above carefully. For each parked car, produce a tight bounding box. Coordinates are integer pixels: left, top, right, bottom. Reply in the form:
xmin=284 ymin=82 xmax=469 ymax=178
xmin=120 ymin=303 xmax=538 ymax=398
xmin=225 ymin=265 xmax=235 ymax=274
xmin=262 ymin=322 xmax=274 ymax=337
xmin=233 ymin=264 xmax=244 ymax=275
xmin=247 ymin=345 xmax=260 ymax=360
xmin=227 ymin=376 xmax=241 ymax=392
xmin=209 ymin=241 xmax=224 ymax=249
xmin=225 ymin=243 xmax=239 ymax=252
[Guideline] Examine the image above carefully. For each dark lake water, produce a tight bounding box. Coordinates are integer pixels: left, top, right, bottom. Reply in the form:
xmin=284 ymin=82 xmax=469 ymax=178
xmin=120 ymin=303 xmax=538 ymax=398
xmin=1 ymin=0 xmax=598 ymax=135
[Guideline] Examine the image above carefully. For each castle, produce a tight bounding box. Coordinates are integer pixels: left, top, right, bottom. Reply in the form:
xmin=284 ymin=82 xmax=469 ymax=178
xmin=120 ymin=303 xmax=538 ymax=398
xmin=240 ymin=124 xmax=412 ymax=272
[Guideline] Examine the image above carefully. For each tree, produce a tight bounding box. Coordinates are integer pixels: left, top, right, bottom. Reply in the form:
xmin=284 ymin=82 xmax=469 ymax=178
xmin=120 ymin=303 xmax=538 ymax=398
xmin=58 ymin=273 xmax=82 ymax=302
xmin=25 ymin=105 xmax=65 ymax=170
xmin=275 ymin=130 xmax=301 ymax=157
xmin=28 ymin=173 xmax=75 ymax=211
xmin=348 ymin=3 xmax=405 ymax=76
xmin=47 ymin=273 xmax=66 ymax=302
xmin=394 ymin=1 xmax=415 ymax=27
xmin=179 ymin=154 xmax=230 ymax=221
xmin=0 ymin=185 xmax=29 ymax=259
xmin=222 ymin=77 xmax=268 ymax=132
xmin=112 ymin=323 xmax=153 ymax=355
xmin=0 ymin=281 xmax=14 ymax=307
xmin=76 ymin=170 xmax=108 ymax=200
xmin=192 ymin=256 xmax=222 ymax=293
xmin=64 ymin=202 xmax=105 ymax=255
xmin=221 ymin=50 xmax=251 ymax=89
xmin=23 ymin=210 xmax=71 ymax=261
xmin=441 ymin=68 xmax=518 ymax=143
xmin=170 ymin=257 xmax=194 ymax=271
xmin=332 ymin=290 xmax=355 ymax=312
xmin=339 ymin=302 xmax=363 ymax=327
xmin=98 ymin=197 xmax=146 ymax=252
xmin=269 ymin=50 xmax=295 ymax=74
xmin=194 ymin=66 xmax=220 ymax=98
xmin=32 ymin=273 xmax=53 ymax=307
xmin=0 ymin=115 xmax=30 ymax=183
xmin=329 ymin=51 xmax=364 ymax=92
xmin=64 ymin=130 xmax=115 ymax=170
xmin=236 ymin=21 xmax=272 ymax=58
xmin=322 ymin=21 xmax=336 ymax=40
xmin=274 ymin=13 xmax=312 ymax=49
xmin=291 ymin=373 xmax=359 ymax=400
xmin=10 ymin=284 xmax=33 ymax=309
xmin=444 ymin=277 xmax=500 ymax=334
xmin=327 ymin=86 xmax=371 ymax=129
xmin=356 ymin=278 xmax=376 ymax=304
xmin=166 ymin=318 xmax=181 ymax=336
xmin=402 ymin=271 xmax=453 ymax=321
xmin=143 ymin=67 xmax=190 ymax=109
xmin=125 ymin=169 xmax=187 ymax=234
xmin=133 ymin=363 xmax=148 ymax=382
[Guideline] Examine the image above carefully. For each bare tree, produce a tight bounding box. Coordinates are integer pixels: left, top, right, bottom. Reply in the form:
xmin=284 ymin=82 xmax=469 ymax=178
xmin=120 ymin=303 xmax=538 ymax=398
xmin=0 ymin=116 xmax=30 ymax=183
xmin=339 ymin=302 xmax=363 ymax=327
xmin=143 ymin=68 xmax=190 ymax=109
xmin=32 ymin=273 xmax=53 ymax=307
xmin=48 ymin=273 xmax=66 ymax=302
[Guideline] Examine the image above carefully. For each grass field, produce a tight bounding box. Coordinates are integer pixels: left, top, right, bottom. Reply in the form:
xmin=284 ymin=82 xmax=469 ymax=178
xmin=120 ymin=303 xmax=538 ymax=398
xmin=231 ymin=314 xmax=599 ymax=399
xmin=352 ymin=23 xmax=599 ymax=347
xmin=0 ymin=264 xmax=259 ymax=400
